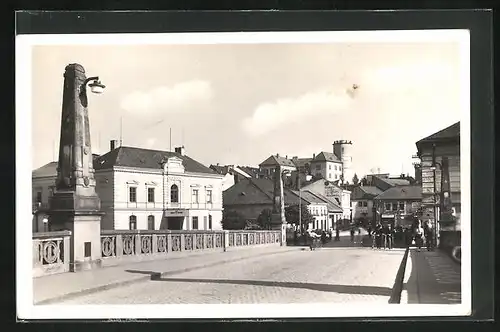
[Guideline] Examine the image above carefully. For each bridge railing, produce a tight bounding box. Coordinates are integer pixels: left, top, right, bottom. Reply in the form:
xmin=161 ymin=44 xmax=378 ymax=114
xmin=33 ymin=231 xmax=71 ymax=277
xmin=99 ymin=229 xmax=282 ymax=266
xmin=226 ymin=230 xmax=282 ymax=248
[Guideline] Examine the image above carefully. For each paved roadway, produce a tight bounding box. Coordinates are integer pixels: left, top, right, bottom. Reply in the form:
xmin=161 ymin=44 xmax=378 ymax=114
xmin=55 ymin=247 xmax=405 ymax=305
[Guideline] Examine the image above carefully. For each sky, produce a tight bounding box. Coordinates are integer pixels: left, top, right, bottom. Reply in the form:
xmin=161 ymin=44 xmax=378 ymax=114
xmin=30 ymin=36 xmax=465 ymax=178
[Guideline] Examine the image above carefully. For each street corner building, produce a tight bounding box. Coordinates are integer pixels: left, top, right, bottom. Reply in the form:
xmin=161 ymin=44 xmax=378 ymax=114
xmin=32 ymin=143 xmax=225 ymax=232
xmin=415 ymin=121 xmax=461 ymax=250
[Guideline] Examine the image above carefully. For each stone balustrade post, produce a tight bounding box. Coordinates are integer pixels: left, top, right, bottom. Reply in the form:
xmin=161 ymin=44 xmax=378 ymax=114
xmin=135 ymin=232 xmax=141 ymax=256
xmin=166 ymin=230 xmax=172 ymax=252
xmin=115 ymin=234 xmax=123 ymax=258
xmin=152 ymin=234 xmax=158 ymax=254
xmin=63 ymin=232 xmax=71 ymax=267
xmin=223 ymin=230 xmax=229 ymax=252
xmin=180 ymin=233 xmax=185 ymax=252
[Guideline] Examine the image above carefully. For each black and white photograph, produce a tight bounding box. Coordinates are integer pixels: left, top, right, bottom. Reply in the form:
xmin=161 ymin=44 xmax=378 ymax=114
xmin=17 ymin=28 xmax=472 ymax=319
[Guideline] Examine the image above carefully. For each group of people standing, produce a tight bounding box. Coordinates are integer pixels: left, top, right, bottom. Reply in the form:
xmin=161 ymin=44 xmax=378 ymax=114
xmin=368 ymin=223 xmax=395 ymax=250
xmin=367 ymin=220 xmax=435 ymax=251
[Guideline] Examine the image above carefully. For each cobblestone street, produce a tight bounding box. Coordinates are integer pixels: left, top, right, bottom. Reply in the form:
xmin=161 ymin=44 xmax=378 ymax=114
xmin=53 ymin=247 xmax=405 ymax=305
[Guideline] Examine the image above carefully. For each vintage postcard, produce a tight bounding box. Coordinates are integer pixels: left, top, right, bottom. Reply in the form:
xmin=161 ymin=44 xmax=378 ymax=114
xmin=17 ymin=30 xmax=470 ymax=319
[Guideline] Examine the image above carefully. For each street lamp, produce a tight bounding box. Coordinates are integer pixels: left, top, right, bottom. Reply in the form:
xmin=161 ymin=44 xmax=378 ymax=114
xmin=298 ymin=173 xmax=313 ymax=235
xmin=84 ymin=77 xmax=106 ymax=94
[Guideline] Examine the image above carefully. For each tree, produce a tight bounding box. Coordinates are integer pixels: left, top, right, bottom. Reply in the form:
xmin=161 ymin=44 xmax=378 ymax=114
xmin=256 ymin=208 xmax=273 ymax=229
xmin=352 ymin=173 xmax=359 ymax=185
xmin=285 ymin=204 xmax=314 ymax=231
xmin=221 ymin=210 xmax=246 ymax=230
xmin=360 ymin=176 xmax=368 ymax=186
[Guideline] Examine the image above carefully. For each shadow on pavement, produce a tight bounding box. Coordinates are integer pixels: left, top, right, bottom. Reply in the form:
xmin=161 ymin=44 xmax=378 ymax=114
xmin=125 ymin=270 xmax=392 ymax=296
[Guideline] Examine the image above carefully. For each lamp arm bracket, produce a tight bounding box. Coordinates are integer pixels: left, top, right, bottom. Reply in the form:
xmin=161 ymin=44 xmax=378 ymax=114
xmin=83 ymin=76 xmax=100 ymax=86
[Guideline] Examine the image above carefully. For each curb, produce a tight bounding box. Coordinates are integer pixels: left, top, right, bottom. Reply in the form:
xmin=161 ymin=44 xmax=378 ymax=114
xmin=35 ymin=247 xmax=299 ymax=305
xmin=388 ymin=246 xmax=410 ymax=304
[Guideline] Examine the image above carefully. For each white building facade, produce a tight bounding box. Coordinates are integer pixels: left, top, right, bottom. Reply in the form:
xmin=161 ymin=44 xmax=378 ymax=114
xmin=32 ymin=146 xmax=224 ymax=232
xmin=94 ymin=146 xmax=224 ymax=231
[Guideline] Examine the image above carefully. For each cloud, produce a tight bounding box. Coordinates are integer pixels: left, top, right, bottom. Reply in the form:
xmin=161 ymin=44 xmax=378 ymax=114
xmin=120 ymin=80 xmax=213 ymax=114
xmin=242 ymin=87 xmax=354 ymax=137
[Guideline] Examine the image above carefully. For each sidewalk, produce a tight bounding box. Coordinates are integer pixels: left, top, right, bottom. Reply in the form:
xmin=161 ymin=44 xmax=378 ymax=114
xmin=34 ymin=246 xmax=299 ymax=305
xmin=401 ymin=248 xmax=461 ymax=304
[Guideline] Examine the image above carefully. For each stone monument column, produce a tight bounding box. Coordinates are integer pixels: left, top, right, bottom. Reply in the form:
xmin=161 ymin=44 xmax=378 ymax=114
xmin=271 ymin=165 xmax=287 ymax=245
xmin=49 ymin=63 xmax=104 ymax=272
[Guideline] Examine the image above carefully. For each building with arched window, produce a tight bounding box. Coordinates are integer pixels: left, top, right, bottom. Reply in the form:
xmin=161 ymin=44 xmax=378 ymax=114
xmin=88 ymin=144 xmax=224 ymax=231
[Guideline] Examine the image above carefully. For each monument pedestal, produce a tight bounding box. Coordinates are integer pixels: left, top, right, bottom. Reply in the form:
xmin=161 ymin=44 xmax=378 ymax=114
xmin=50 ymin=191 xmax=103 ymax=272
xmin=271 ymin=213 xmax=287 ymax=246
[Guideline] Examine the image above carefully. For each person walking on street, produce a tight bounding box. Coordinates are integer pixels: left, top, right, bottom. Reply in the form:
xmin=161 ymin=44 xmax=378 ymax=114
xmin=415 ymin=221 xmax=424 ymax=252
xmin=350 ymin=227 xmax=355 ymax=243
xmin=425 ymin=221 xmax=434 ymax=251
xmin=387 ymin=224 xmax=394 ymax=249
xmin=335 ymin=227 xmax=340 ymax=241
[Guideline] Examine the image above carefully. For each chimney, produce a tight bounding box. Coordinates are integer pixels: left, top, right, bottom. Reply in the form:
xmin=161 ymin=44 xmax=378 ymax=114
xmin=313 ymin=153 xmax=316 ymax=159
xmin=285 ymin=155 xmax=288 ymax=159
xmin=110 ymin=139 xmax=118 ymax=151
xmin=276 ymin=153 xmax=280 ymax=158
xmin=174 ymin=146 xmax=185 ymax=155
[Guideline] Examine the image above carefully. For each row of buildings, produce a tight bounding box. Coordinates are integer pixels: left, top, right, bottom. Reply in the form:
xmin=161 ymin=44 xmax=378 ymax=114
xmin=33 ymin=123 xmax=461 ymax=246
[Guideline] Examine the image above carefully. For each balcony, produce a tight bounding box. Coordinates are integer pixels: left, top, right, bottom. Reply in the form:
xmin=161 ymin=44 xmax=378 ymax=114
xmin=118 ymin=201 xmax=219 ymax=210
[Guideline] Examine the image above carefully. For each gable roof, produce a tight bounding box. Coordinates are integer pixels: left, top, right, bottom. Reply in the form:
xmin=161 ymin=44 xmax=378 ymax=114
xmin=352 ymin=185 xmax=384 ymax=200
xmin=374 ymin=185 xmax=422 ymax=201
xmin=311 ymin=152 xmax=341 ymax=163
xmin=94 ymin=146 xmax=217 ymax=175
xmin=416 ymin=122 xmax=460 ymax=145
xmin=238 ymin=166 xmax=260 ymax=178
xmin=210 ymin=164 xmax=231 ymax=175
xmin=259 ymin=155 xmax=296 ymax=168
xmin=32 ymin=161 xmax=58 ymax=178
xmin=223 ymin=178 xmax=307 ymax=206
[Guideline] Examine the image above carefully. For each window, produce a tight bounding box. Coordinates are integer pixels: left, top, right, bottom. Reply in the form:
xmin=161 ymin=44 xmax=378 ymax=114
xmin=204 ymin=216 xmax=208 ymax=229
xmin=206 ymin=190 xmax=213 ymax=203
xmin=399 ymin=202 xmax=405 ymax=211
xmin=335 ymin=174 xmax=338 ymax=180
xmin=36 ymin=191 xmax=42 ymax=203
xmin=192 ymin=189 xmax=199 ymax=203
xmin=316 ymin=172 xmax=321 ymax=178
xmin=192 ymin=216 xmax=199 ymax=230
xmin=170 ymin=184 xmax=179 ymax=203
xmin=328 ymin=173 xmax=332 ymax=179
xmin=364 ymin=201 xmax=368 ymax=207
xmin=392 ymin=203 xmax=398 ymax=211
xmin=208 ymin=215 xmax=213 ymax=229
xmin=385 ymin=203 xmax=392 ymax=211
xmin=329 ymin=165 xmax=332 ymax=170
xmin=147 ymin=188 xmax=155 ymax=203
xmin=129 ymin=187 xmax=137 ymax=202
xmin=147 ymin=215 xmax=155 ymax=230
xmin=334 ymin=165 xmax=337 ymax=171
xmin=129 ymin=215 xmax=137 ymax=230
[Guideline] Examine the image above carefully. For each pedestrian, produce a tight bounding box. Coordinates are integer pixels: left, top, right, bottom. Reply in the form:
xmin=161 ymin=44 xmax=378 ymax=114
xmin=415 ymin=221 xmax=424 ymax=252
xmin=321 ymin=230 xmax=327 ymax=245
xmin=350 ymin=227 xmax=355 ymax=243
xmin=387 ymin=224 xmax=393 ymax=249
xmin=335 ymin=227 xmax=340 ymax=241
xmin=425 ymin=222 xmax=434 ymax=251
xmin=375 ymin=223 xmax=382 ymax=249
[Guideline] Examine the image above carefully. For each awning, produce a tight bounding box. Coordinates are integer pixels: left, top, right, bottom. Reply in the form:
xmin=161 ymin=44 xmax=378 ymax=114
xmin=381 ymin=214 xmax=395 ymax=218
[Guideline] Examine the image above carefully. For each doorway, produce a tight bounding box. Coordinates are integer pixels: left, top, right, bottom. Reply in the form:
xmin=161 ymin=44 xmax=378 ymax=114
xmin=167 ymin=216 xmax=184 ymax=230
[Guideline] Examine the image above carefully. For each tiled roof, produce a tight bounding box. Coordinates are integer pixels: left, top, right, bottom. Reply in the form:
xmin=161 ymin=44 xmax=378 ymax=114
xmin=259 ymin=155 xmax=296 ymax=167
xmin=311 ymin=152 xmax=341 ymax=163
xmin=94 ymin=146 xmax=217 ymax=175
xmin=374 ymin=185 xmax=422 ymax=201
xmin=210 ymin=164 xmax=232 ymax=175
xmin=291 ymin=190 xmax=327 ymax=205
xmin=237 ymin=166 xmax=260 ymax=178
xmin=223 ymin=178 xmax=307 ymax=206
xmin=359 ymin=186 xmax=384 ymax=196
xmin=416 ymin=122 xmax=460 ymax=145
xmin=32 ymin=161 xmax=58 ymax=178
xmin=385 ymin=178 xmax=411 ymax=186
